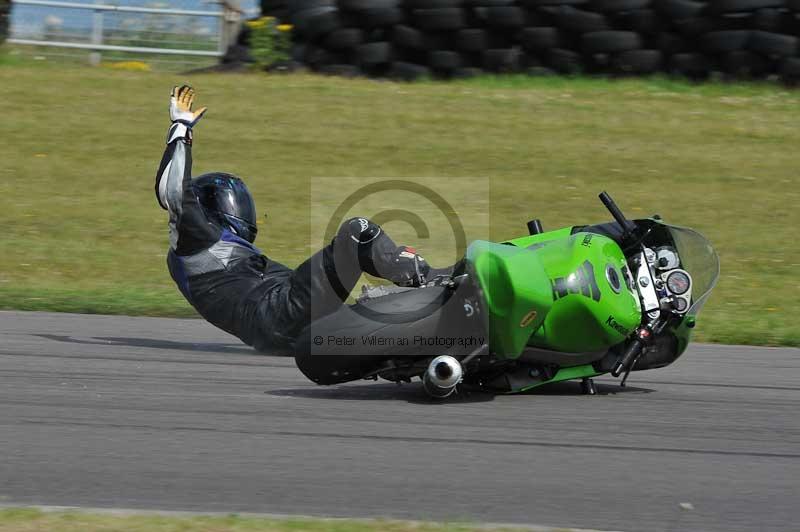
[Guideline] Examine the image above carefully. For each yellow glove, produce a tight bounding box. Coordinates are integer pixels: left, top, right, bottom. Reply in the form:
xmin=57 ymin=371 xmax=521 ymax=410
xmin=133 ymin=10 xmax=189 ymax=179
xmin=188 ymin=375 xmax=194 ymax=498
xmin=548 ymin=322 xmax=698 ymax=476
xmin=169 ymin=85 xmax=207 ymax=127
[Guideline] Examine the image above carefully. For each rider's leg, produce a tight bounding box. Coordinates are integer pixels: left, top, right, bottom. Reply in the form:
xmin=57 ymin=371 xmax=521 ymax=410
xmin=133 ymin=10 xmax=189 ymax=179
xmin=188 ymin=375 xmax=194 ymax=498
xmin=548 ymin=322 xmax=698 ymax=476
xmin=269 ymin=217 xmax=438 ymax=341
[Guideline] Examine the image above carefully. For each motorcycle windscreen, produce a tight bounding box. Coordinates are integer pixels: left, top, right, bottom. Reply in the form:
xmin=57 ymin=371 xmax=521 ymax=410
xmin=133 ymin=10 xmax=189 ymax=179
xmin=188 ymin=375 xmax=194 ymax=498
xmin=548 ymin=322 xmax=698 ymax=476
xmin=629 ymin=220 xmax=719 ymax=371
xmin=665 ymin=224 xmax=720 ymax=317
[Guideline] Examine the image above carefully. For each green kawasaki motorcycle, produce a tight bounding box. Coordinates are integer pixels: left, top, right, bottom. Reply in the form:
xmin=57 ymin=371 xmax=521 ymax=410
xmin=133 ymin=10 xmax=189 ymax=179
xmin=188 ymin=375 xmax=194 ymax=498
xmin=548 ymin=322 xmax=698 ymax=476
xmin=294 ymin=192 xmax=719 ymax=399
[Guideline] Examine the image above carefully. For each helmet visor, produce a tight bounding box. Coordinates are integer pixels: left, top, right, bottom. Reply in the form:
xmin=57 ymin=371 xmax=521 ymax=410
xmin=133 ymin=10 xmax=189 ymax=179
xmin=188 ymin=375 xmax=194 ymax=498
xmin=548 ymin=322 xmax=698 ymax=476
xmin=214 ymin=178 xmax=257 ymax=226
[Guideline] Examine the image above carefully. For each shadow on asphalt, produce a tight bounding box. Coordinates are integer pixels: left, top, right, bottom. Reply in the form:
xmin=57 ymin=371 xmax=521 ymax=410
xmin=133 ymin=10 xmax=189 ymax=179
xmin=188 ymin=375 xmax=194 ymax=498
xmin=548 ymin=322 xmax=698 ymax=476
xmin=36 ymin=334 xmax=654 ymax=398
xmin=269 ymin=380 xmax=653 ymax=403
xmin=518 ymin=380 xmax=655 ymax=396
xmin=32 ymin=334 xmax=293 ymax=356
xmin=269 ymin=382 xmax=497 ymax=404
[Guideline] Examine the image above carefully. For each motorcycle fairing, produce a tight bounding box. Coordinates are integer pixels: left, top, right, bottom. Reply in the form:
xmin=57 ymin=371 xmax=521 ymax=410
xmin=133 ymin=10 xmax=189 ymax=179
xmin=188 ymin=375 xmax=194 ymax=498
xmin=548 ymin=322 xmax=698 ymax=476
xmin=467 ymin=229 xmax=640 ymax=358
xmin=293 ymin=283 xmax=484 ymax=385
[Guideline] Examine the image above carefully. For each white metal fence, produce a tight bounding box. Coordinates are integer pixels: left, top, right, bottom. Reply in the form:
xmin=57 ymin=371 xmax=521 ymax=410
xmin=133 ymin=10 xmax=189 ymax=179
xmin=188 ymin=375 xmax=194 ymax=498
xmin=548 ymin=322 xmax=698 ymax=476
xmin=7 ymin=0 xmax=258 ymax=68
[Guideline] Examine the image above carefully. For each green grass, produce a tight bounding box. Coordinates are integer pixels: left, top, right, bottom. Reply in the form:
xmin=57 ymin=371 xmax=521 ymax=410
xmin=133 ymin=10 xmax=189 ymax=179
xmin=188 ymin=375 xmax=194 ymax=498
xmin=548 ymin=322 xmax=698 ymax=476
xmin=0 ymin=508 xmax=532 ymax=532
xmin=1 ymin=44 xmax=217 ymax=72
xmin=0 ymin=55 xmax=797 ymax=346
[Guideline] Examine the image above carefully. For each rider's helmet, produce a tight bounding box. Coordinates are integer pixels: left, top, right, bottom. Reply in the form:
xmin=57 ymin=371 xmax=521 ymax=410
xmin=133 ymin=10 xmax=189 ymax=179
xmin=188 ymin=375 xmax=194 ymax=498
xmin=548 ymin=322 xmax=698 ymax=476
xmin=192 ymin=172 xmax=258 ymax=243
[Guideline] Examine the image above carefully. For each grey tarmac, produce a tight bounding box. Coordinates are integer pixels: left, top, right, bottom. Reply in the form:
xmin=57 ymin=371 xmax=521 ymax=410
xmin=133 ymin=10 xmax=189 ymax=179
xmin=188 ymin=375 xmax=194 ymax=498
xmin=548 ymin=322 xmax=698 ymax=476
xmin=1 ymin=311 xmax=798 ymax=532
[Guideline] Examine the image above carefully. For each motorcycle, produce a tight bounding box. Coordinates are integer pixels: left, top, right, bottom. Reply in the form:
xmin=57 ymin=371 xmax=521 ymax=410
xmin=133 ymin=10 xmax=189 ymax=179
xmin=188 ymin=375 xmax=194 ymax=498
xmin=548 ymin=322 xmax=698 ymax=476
xmin=293 ymin=192 xmax=719 ymax=399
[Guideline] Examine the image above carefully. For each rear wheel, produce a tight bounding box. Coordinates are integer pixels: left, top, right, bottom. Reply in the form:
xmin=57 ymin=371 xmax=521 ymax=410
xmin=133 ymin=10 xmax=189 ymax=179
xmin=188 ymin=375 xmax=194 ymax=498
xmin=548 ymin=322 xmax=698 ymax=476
xmin=293 ymin=285 xmax=481 ymax=385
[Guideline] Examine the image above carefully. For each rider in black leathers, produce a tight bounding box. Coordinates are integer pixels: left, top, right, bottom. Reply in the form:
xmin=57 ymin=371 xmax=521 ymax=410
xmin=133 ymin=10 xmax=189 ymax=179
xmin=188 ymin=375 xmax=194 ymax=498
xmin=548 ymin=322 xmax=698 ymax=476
xmin=155 ymin=86 xmax=442 ymax=352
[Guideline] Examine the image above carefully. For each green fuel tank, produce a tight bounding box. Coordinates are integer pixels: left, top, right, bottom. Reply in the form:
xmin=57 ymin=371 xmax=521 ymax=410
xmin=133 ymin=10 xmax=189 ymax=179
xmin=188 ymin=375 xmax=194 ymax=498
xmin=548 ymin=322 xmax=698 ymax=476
xmin=466 ymin=227 xmax=641 ymax=358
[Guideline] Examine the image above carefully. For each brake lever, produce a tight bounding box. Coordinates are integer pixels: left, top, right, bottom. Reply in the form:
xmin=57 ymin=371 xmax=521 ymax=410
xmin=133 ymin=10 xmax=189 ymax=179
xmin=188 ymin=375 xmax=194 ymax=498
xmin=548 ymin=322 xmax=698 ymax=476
xmin=612 ymin=318 xmax=659 ymax=378
xmin=620 ymin=352 xmax=642 ymax=387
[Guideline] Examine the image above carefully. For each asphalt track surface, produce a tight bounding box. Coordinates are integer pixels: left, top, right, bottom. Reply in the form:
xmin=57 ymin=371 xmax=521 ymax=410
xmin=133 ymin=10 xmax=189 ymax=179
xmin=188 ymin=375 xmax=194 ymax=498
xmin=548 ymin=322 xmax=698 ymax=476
xmin=1 ymin=311 xmax=798 ymax=532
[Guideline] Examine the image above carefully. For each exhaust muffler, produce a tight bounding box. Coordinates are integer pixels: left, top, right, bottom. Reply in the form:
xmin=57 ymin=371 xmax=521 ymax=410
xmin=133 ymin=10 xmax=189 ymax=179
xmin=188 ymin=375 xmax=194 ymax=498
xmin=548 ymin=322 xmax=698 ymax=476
xmin=422 ymin=355 xmax=463 ymax=398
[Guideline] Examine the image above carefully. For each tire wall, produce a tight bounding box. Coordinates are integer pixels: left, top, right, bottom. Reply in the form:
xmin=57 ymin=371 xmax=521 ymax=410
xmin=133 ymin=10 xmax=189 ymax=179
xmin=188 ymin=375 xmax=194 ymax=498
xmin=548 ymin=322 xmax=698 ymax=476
xmin=261 ymin=0 xmax=291 ymax=21
xmin=1 ymin=0 xmax=11 ymax=45
xmin=263 ymin=0 xmax=800 ymax=81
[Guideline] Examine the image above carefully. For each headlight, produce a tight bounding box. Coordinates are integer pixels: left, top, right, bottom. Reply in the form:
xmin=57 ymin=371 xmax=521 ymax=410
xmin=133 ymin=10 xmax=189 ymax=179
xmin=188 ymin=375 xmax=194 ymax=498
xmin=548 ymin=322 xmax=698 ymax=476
xmin=666 ymin=270 xmax=691 ymax=296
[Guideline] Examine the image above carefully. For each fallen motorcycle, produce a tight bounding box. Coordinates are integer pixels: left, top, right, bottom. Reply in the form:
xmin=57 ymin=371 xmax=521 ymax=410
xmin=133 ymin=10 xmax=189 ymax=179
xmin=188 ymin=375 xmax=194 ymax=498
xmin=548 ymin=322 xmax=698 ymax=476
xmin=294 ymin=192 xmax=719 ymax=399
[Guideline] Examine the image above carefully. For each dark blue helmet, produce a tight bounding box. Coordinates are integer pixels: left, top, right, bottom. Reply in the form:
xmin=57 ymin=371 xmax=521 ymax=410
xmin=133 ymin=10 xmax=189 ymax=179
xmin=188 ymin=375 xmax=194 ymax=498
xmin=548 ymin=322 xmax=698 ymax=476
xmin=192 ymin=172 xmax=258 ymax=243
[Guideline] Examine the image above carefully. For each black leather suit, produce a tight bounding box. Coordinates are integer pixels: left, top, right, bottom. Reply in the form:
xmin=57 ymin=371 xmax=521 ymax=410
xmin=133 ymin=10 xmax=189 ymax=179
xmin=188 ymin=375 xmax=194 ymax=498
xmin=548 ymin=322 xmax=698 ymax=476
xmin=155 ymin=123 xmax=422 ymax=352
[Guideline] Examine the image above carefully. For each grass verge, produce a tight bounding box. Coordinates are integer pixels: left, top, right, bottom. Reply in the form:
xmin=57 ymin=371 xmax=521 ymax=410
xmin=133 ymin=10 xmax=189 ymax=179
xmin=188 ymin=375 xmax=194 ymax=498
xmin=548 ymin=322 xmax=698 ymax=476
xmin=0 ymin=508 xmax=536 ymax=532
xmin=0 ymin=56 xmax=797 ymax=346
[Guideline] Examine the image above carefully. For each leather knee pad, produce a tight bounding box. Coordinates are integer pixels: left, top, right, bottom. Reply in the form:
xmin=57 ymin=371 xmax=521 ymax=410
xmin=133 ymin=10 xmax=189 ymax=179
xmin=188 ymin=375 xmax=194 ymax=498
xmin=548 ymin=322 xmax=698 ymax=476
xmin=343 ymin=217 xmax=382 ymax=244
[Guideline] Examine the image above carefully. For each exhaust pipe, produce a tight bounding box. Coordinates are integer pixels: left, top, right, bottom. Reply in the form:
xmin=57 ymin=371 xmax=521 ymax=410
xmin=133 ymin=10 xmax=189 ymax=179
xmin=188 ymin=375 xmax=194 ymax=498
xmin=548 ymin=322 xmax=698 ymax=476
xmin=422 ymin=355 xmax=463 ymax=398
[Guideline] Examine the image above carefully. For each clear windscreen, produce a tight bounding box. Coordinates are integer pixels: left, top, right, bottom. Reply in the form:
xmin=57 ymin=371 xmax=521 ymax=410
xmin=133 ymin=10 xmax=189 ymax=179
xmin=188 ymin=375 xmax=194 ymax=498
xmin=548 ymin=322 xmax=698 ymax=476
xmin=665 ymin=224 xmax=720 ymax=316
xmin=626 ymin=220 xmax=720 ymax=370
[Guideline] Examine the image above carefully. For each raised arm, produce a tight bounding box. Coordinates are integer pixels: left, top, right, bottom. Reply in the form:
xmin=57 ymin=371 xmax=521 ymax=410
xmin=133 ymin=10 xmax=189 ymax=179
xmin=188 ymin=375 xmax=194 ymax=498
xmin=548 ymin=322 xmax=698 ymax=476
xmin=154 ymin=85 xmax=217 ymax=254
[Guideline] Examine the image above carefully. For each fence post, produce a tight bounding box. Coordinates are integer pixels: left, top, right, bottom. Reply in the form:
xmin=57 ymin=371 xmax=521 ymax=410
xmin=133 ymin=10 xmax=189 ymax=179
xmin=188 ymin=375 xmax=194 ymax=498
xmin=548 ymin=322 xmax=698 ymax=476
xmin=218 ymin=0 xmax=242 ymax=56
xmin=217 ymin=8 xmax=226 ymax=56
xmin=89 ymin=0 xmax=103 ymax=65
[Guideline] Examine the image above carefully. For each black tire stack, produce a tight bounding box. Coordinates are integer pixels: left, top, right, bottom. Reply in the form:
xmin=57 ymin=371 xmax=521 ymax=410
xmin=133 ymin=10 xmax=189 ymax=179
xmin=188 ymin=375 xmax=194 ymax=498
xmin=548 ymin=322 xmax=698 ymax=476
xmin=657 ymin=0 xmax=800 ymax=81
xmin=1 ymin=0 xmax=11 ymax=45
xmin=247 ymin=0 xmax=800 ymax=82
xmin=261 ymin=0 xmax=291 ymax=21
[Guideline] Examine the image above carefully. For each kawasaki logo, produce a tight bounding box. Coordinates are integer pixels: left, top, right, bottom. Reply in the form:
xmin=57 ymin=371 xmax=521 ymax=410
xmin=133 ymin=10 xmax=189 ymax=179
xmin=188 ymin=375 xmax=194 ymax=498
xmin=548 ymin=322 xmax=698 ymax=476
xmin=551 ymin=260 xmax=601 ymax=302
xmin=606 ymin=315 xmax=630 ymax=336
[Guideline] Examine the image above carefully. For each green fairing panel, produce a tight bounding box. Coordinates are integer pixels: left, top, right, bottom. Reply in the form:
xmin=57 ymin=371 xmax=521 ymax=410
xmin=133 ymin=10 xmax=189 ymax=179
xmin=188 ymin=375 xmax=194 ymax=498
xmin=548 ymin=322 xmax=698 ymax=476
xmin=466 ymin=240 xmax=552 ymax=357
xmin=511 ymin=364 xmax=601 ymax=394
xmin=467 ymin=227 xmax=641 ymax=359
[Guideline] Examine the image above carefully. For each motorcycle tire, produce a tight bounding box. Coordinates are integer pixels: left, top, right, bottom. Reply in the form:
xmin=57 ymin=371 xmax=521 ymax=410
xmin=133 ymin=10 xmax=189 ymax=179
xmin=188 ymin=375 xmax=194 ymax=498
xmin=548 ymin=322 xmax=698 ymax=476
xmin=413 ymin=8 xmax=468 ymax=31
xmin=701 ymin=30 xmax=752 ymax=53
xmin=581 ymin=31 xmax=643 ymax=54
xmin=554 ymin=6 xmax=610 ymax=33
xmin=654 ymin=0 xmax=707 ymax=20
xmin=749 ymin=30 xmax=799 ymax=57
xmin=388 ymin=61 xmax=431 ymax=81
xmin=708 ymin=0 xmax=785 ymax=14
xmin=294 ymin=285 xmax=480 ymax=385
xmin=324 ymin=27 xmax=364 ymax=49
xmin=429 ymin=50 xmax=464 ymax=71
xmin=589 ymin=0 xmax=650 ymax=12
xmin=520 ymin=27 xmax=563 ymax=51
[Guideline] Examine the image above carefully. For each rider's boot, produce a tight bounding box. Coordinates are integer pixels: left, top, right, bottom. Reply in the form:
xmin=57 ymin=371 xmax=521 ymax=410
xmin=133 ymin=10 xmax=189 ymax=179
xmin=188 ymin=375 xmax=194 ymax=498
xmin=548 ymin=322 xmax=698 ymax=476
xmin=346 ymin=218 xmax=452 ymax=288
xmin=387 ymin=246 xmax=432 ymax=287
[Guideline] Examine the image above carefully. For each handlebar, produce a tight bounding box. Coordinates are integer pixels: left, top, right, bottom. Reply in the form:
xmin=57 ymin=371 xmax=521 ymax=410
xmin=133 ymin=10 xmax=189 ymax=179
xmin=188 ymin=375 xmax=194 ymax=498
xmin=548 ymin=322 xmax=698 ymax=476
xmin=612 ymin=316 xmax=662 ymax=377
xmin=599 ymin=191 xmax=635 ymax=239
xmin=599 ymin=191 xmax=662 ymax=380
